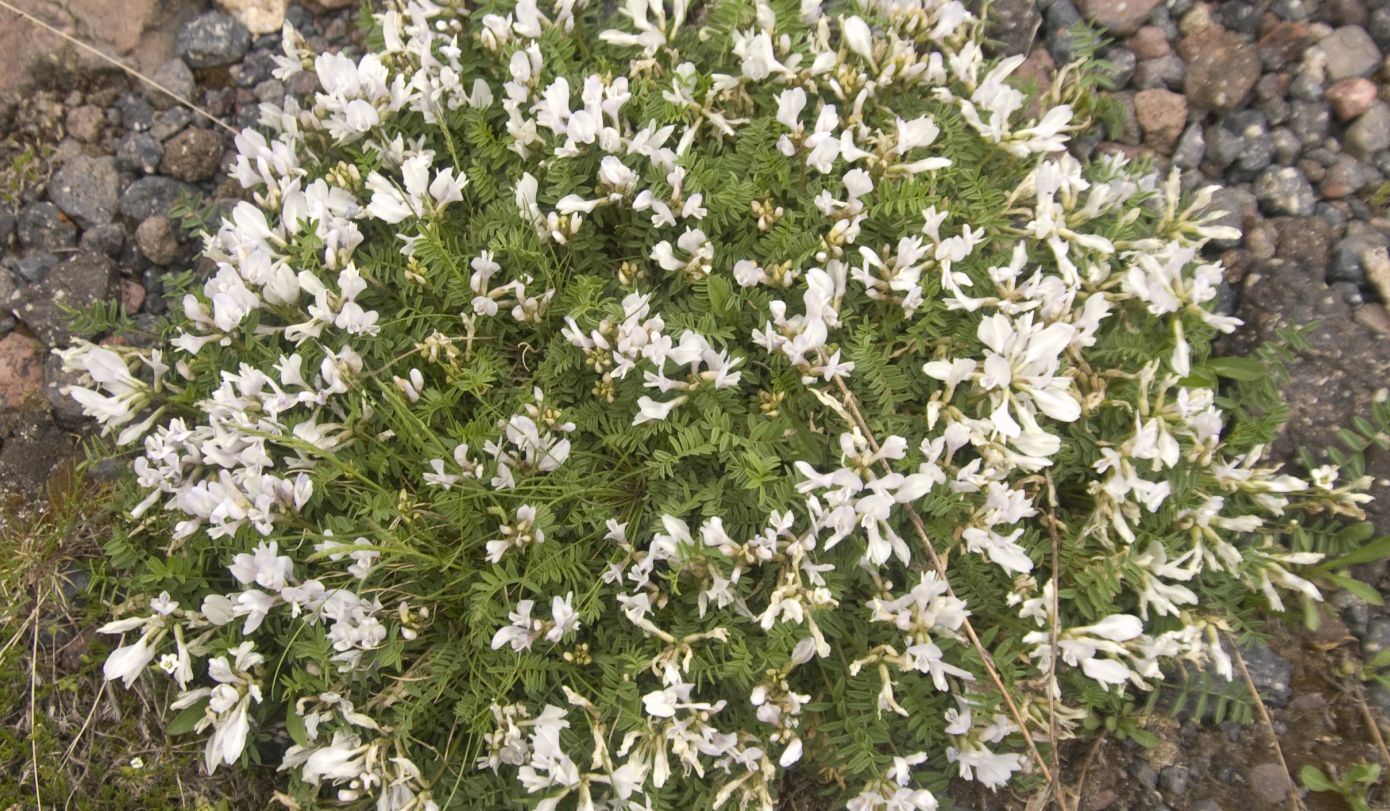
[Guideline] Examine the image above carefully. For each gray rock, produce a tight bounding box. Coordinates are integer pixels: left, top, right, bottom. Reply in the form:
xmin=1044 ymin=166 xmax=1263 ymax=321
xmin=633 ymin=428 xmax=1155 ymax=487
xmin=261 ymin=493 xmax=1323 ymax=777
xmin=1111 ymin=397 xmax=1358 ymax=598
xmin=1347 ymin=103 xmax=1390 ymax=159
xmin=1289 ymin=100 xmax=1331 ymax=145
xmin=1335 ymin=591 xmax=1372 ymax=637
xmin=1271 ymin=127 xmax=1301 ymax=165
xmin=1321 ymin=156 xmax=1369 ymax=197
xmin=9 ymin=251 xmax=118 ymax=348
xmin=1330 ymin=236 xmax=1374 ymax=283
xmin=1255 ymin=166 xmax=1316 ymax=215
xmin=0 ymin=410 xmax=78 ymax=496
xmin=135 ymin=216 xmax=180 ymax=265
xmin=0 ymin=272 xmax=13 ymax=334
xmin=1249 ymin=763 xmax=1293 ymax=805
xmin=151 ymin=108 xmax=194 ymax=142
xmin=43 ymin=352 xmax=86 ymax=428
xmin=176 ymin=12 xmax=252 ymax=69
xmin=1076 ymin=0 xmax=1163 ymax=34
xmin=14 ymin=252 xmax=56 ymax=283
xmin=229 ymin=49 xmax=278 ymax=88
xmin=1220 ymin=0 xmax=1261 ymax=32
xmin=116 ymin=132 xmax=163 ymax=174
xmin=1239 ymin=639 xmax=1293 ymax=707
xmin=1104 ymin=47 xmax=1138 ymax=86
xmin=1272 ymin=0 xmax=1311 ymax=19
xmin=147 ymin=58 xmax=196 ymax=111
xmin=1275 ymin=216 xmax=1333 ymax=275
xmin=1319 ymin=25 xmax=1383 ymax=80
xmin=46 ymin=155 xmax=118 ymax=229
xmin=1372 ymin=7 xmax=1390 ymax=48
xmin=1289 ymin=72 xmax=1323 ymax=102
xmin=1173 ymin=122 xmax=1206 ymax=168
xmin=79 ymin=223 xmax=125 ymax=258
xmin=1159 ymin=765 xmax=1190 ymax=797
xmin=1189 ymin=801 xmax=1224 ymax=811
xmin=119 ymin=177 xmax=195 ymax=222
xmin=16 ymin=202 xmax=75 ymax=251
xmin=1132 ymin=761 xmax=1159 ymax=789
xmin=0 ymin=208 xmax=13 ymax=248
xmin=254 ymin=79 xmax=286 ymax=104
xmin=986 ymin=0 xmax=1043 ymax=55
xmin=115 ymin=92 xmax=154 ymax=132
xmin=1206 ymin=124 xmax=1244 ymax=170
xmin=1364 ymin=616 xmax=1390 ymax=656
xmin=1208 ymin=186 xmax=1254 ymax=248
xmin=1133 ymin=54 xmax=1186 ymax=89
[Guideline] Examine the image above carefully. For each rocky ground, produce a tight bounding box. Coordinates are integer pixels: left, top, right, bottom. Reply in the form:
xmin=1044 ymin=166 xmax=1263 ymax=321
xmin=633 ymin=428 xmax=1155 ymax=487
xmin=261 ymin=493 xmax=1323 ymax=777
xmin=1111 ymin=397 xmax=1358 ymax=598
xmin=0 ymin=0 xmax=1389 ymax=808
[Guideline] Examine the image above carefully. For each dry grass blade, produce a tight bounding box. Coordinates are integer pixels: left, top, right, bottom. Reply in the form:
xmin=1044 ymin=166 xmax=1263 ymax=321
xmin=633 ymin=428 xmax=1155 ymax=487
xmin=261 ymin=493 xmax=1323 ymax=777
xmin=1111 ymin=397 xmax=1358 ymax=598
xmin=1231 ymin=636 xmax=1306 ymax=811
xmin=0 ymin=0 xmax=237 ymax=135
xmin=825 ymin=373 xmax=1056 ymax=786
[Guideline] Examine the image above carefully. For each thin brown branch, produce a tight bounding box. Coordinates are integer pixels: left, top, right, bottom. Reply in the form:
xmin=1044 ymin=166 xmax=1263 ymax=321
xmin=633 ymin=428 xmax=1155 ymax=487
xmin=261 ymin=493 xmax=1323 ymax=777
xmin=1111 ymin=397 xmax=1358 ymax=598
xmin=0 ymin=0 xmax=237 ymax=135
xmin=1231 ymin=636 xmax=1306 ymax=811
xmin=1351 ymin=679 xmax=1390 ymax=774
xmin=827 ymin=374 xmax=1055 ymax=786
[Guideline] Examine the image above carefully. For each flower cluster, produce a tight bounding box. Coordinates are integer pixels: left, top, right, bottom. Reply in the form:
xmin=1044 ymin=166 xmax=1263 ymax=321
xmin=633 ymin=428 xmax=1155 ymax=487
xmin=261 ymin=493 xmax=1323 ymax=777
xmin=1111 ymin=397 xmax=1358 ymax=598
xmin=67 ymin=0 xmax=1375 ymax=809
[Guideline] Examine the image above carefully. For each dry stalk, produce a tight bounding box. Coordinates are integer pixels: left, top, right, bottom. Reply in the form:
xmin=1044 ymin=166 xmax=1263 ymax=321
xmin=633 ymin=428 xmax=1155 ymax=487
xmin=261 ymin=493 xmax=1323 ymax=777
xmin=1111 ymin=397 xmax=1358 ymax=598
xmin=0 ymin=0 xmax=237 ymax=135
xmin=1231 ymin=636 xmax=1306 ymax=811
xmin=827 ymin=375 xmax=1055 ymax=786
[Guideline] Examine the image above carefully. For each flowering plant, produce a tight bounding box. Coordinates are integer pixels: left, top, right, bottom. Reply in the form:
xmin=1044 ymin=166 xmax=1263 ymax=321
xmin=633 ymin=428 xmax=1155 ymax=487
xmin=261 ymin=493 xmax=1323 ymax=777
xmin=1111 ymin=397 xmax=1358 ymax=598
xmin=63 ymin=0 xmax=1377 ymax=808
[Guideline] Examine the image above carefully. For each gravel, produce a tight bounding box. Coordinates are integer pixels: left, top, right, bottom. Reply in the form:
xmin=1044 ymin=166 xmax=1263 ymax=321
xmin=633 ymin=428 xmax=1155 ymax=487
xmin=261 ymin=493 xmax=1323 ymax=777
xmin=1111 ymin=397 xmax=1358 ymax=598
xmin=118 ymin=176 xmax=195 ymax=221
xmin=46 ymin=155 xmax=119 ymax=229
xmin=1318 ymin=25 xmax=1383 ymax=79
xmin=16 ymin=202 xmax=76 ymax=251
xmin=116 ymin=132 xmax=164 ymax=174
xmin=175 ymin=12 xmax=253 ymax=69
xmin=1255 ymin=166 xmax=1317 ymax=215
xmin=160 ymin=126 xmax=223 ymax=182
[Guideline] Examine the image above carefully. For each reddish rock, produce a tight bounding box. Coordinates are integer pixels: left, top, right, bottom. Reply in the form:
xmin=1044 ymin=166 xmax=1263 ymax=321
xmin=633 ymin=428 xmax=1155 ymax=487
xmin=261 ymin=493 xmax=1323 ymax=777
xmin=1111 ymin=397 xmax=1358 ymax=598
xmin=1127 ymin=26 xmax=1171 ymax=59
xmin=1076 ymin=0 xmax=1163 ymax=35
xmin=1134 ymin=88 xmax=1188 ymax=153
xmin=0 ymin=332 xmax=43 ymax=410
xmin=1257 ymin=20 xmax=1320 ymax=68
xmin=121 ymin=280 xmax=147 ymax=314
xmin=1183 ymin=29 xmax=1262 ymax=111
xmin=1326 ymin=77 xmax=1378 ymax=121
xmin=64 ymin=105 xmax=105 ymax=143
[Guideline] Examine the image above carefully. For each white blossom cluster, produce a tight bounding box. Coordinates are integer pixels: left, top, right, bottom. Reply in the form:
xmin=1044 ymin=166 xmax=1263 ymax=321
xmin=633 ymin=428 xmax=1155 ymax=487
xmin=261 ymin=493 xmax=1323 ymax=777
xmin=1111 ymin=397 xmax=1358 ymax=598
xmin=59 ymin=0 xmax=1377 ymax=808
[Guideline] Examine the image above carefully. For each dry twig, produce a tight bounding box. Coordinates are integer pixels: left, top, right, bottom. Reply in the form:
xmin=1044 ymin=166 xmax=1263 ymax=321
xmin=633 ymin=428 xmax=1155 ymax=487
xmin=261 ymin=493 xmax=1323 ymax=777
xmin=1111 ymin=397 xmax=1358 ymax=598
xmin=0 ymin=0 xmax=237 ymax=135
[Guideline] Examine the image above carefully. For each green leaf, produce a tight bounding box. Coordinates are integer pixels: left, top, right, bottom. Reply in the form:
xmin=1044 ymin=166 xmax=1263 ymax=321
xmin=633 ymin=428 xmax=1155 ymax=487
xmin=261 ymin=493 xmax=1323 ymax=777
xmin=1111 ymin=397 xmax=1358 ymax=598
xmin=1318 ymin=535 xmax=1390 ymax=570
xmin=1325 ymin=573 xmax=1384 ymax=606
xmin=1299 ymin=765 xmax=1334 ymax=792
xmin=1205 ymin=356 xmax=1267 ymax=381
xmin=1347 ymin=762 xmax=1380 ymax=784
xmin=287 ymin=705 xmax=310 ymax=748
xmin=168 ymin=699 xmax=208 ymax=736
xmin=706 ymin=275 xmax=733 ymax=317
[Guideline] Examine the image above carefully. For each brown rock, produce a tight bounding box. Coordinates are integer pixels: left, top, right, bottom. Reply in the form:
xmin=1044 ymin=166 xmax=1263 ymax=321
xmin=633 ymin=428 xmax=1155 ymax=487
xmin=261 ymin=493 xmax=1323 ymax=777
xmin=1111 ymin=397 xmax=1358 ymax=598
xmin=0 ymin=333 xmax=43 ymax=410
xmin=1257 ymin=20 xmax=1319 ymax=69
xmin=1184 ymin=29 xmax=1261 ymax=111
xmin=121 ymin=280 xmax=147 ymax=314
xmin=1076 ymin=0 xmax=1163 ymax=35
xmin=1134 ymin=88 xmax=1188 ymax=153
xmin=64 ymin=105 xmax=105 ymax=143
xmin=1127 ymin=26 xmax=1171 ymax=59
xmin=1326 ymin=77 xmax=1378 ymax=121
xmin=134 ymin=215 xmax=179 ymax=265
xmin=215 ymin=0 xmax=287 ymax=35
xmin=160 ymin=127 xmax=223 ymax=183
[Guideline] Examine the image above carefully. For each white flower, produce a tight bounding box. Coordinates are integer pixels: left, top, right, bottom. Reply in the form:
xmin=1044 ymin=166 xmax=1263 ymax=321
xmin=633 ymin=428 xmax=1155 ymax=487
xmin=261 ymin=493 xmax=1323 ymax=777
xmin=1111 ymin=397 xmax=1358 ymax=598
xmin=841 ymin=16 xmax=874 ymax=62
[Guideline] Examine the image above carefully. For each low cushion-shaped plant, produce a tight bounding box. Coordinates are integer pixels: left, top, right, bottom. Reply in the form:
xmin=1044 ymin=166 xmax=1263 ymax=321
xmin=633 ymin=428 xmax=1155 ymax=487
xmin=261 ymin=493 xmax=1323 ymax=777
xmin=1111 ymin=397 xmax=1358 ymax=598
xmin=62 ymin=0 xmax=1374 ymax=808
